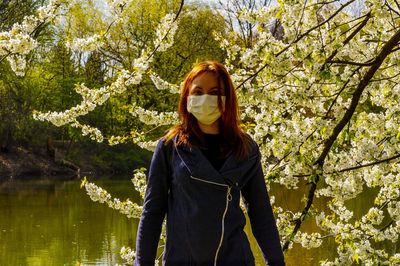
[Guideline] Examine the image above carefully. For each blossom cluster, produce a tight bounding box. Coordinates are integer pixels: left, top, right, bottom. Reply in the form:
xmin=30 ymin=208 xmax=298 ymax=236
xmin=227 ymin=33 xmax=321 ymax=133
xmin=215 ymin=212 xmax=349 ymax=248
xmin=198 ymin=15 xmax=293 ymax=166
xmin=66 ymin=34 xmax=104 ymax=52
xmin=0 ymin=0 xmax=62 ymax=75
xmin=293 ymin=232 xmax=323 ymax=249
xmin=153 ymin=14 xmax=178 ymax=52
xmin=80 ymin=177 xmax=143 ymax=218
xmin=149 ymin=72 xmax=180 ymax=94
xmin=129 ymin=103 xmax=179 ymax=126
xmin=119 ymin=246 xmax=136 ymax=265
xmin=107 ymin=132 xmax=157 ymax=151
xmin=82 ymin=171 xmax=167 ymax=264
xmin=132 ymin=168 xmax=147 ymax=199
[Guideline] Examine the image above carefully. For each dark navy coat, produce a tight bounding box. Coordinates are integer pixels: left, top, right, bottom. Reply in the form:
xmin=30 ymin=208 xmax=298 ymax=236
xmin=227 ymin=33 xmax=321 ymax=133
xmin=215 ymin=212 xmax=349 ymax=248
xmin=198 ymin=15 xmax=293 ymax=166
xmin=134 ymin=135 xmax=285 ymax=266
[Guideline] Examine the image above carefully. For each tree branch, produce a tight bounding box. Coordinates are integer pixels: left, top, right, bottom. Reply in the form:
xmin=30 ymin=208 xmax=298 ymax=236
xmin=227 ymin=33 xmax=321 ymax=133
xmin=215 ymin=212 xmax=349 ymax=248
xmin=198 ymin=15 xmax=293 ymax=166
xmin=324 ymin=66 xmax=361 ymax=119
xmin=282 ymin=28 xmax=400 ymax=252
xmin=395 ymin=0 xmax=400 ymax=11
xmin=0 ymin=3 xmax=62 ymax=64
xmin=295 ymin=0 xmax=308 ymax=39
xmin=316 ymin=29 xmax=400 ymax=166
xmin=385 ymin=0 xmax=400 ymax=17
xmin=146 ymin=0 xmax=184 ymax=60
xmin=0 ymin=51 xmax=12 ymax=64
xmin=326 ymin=59 xmax=375 ymax=66
xmin=370 ymin=71 xmax=400 ymax=82
xmin=391 ymin=46 xmax=400 ymax=53
xmin=293 ymin=152 xmax=400 ymax=177
xmin=320 ymin=12 xmax=371 ymax=71
xmin=236 ymin=0 xmax=357 ymax=90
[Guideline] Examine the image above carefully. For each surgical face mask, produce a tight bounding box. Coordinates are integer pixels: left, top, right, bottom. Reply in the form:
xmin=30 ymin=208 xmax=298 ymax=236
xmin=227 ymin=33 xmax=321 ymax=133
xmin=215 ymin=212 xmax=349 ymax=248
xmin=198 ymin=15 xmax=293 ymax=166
xmin=187 ymin=94 xmax=226 ymax=125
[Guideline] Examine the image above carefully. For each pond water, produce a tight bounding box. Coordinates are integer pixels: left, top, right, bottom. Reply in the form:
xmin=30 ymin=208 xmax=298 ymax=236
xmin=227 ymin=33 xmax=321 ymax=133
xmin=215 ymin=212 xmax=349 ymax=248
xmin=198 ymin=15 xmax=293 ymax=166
xmin=0 ymin=177 xmax=138 ymax=266
xmin=0 ymin=176 xmax=396 ymax=265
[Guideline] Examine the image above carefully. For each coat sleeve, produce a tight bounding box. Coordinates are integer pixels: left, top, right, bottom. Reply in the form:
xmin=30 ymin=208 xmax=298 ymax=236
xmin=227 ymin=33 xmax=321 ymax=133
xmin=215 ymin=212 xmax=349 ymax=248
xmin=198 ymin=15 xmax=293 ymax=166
xmin=241 ymin=145 xmax=285 ymax=266
xmin=134 ymin=139 xmax=170 ymax=266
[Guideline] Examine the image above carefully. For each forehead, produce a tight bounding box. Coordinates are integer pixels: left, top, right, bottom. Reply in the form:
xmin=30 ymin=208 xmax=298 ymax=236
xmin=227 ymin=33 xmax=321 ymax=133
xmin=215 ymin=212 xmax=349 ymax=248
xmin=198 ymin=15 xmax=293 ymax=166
xmin=191 ymin=72 xmax=220 ymax=88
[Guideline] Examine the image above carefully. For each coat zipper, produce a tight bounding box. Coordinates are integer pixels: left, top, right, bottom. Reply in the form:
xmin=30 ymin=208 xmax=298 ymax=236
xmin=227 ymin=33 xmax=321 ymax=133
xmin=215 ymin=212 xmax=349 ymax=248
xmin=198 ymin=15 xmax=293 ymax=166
xmin=189 ymin=175 xmax=232 ymax=266
xmin=214 ymin=185 xmax=232 ymax=266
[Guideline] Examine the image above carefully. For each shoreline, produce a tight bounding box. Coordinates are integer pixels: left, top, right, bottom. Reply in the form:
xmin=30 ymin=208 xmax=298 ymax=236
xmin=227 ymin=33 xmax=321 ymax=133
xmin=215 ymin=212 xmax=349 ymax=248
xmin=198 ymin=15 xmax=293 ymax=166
xmin=0 ymin=146 xmax=78 ymax=181
xmin=0 ymin=142 xmax=151 ymax=181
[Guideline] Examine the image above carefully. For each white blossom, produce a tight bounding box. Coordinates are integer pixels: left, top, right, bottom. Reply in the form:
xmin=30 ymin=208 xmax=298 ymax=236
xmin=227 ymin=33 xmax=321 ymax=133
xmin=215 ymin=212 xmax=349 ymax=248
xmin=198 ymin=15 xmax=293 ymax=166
xmin=66 ymin=34 xmax=104 ymax=52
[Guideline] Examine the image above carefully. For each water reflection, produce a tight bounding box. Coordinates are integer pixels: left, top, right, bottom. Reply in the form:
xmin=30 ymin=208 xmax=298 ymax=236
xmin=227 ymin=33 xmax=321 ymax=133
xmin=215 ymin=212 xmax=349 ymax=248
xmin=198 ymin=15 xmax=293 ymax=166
xmin=0 ymin=177 xmax=397 ymax=265
xmin=0 ymin=177 xmax=137 ymax=266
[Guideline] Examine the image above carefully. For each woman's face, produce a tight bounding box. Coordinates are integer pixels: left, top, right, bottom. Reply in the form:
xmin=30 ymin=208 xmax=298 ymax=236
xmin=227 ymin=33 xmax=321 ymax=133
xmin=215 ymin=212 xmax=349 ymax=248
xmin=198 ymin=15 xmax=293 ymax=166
xmin=189 ymin=72 xmax=225 ymax=96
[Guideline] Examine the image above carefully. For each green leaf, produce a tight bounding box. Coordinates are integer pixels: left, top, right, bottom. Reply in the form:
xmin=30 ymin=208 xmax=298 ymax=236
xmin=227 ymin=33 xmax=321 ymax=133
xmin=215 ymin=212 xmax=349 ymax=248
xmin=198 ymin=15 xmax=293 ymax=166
xmin=308 ymin=174 xmax=318 ymax=184
xmin=319 ymin=69 xmax=331 ymax=80
xmin=338 ymin=23 xmax=350 ymax=34
xmin=267 ymin=171 xmax=280 ymax=181
xmin=352 ymin=253 xmax=360 ymax=264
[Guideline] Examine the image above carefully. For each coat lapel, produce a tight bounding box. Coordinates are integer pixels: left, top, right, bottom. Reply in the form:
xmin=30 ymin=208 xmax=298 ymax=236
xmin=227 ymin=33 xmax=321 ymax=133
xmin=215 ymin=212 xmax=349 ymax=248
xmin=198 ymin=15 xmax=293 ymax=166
xmin=173 ymin=136 xmax=242 ymax=186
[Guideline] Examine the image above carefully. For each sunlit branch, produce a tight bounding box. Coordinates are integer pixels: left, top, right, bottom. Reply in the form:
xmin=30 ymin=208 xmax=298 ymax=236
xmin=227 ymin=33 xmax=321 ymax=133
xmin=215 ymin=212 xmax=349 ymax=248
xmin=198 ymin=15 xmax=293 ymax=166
xmin=293 ymin=152 xmax=400 ymax=178
xmin=321 ymin=12 xmax=371 ymax=71
xmin=324 ymin=66 xmax=362 ymax=119
xmin=370 ymin=71 xmax=400 ymax=82
xmin=294 ymin=0 xmax=308 ymax=39
xmin=282 ymin=28 xmax=400 ymax=252
xmin=390 ymin=46 xmax=400 ymax=53
xmin=236 ymin=0 xmax=356 ymax=89
xmin=0 ymin=3 xmax=61 ymax=64
xmin=317 ymin=29 xmax=400 ymax=166
xmin=385 ymin=0 xmax=400 ymax=17
xmin=328 ymin=11 xmax=370 ymax=30
xmin=146 ymin=0 xmax=184 ymax=60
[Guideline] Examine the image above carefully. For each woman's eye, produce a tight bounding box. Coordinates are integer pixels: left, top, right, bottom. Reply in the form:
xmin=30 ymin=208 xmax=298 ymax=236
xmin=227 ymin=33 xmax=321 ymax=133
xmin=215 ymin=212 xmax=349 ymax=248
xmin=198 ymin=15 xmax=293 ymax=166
xmin=209 ymin=90 xmax=219 ymax=95
xmin=193 ymin=90 xmax=202 ymax=95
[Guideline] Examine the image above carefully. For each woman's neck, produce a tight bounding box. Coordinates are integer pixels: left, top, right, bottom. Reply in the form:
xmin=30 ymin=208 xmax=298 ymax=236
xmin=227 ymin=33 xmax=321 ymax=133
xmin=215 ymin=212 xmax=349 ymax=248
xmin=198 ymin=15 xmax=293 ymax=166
xmin=198 ymin=120 xmax=219 ymax=134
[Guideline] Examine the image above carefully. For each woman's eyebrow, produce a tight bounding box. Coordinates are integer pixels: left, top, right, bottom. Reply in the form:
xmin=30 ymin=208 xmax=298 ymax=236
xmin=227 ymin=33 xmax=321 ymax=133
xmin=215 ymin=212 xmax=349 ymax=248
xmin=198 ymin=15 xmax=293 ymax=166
xmin=192 ymin=85 xmax=220 ymax=91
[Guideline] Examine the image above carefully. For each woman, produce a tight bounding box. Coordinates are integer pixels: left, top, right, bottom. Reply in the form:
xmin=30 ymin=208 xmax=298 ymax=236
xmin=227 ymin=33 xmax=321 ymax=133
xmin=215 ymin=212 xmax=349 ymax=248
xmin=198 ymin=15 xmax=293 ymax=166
xmin=134 ymin=61 xmax=285 ymax=266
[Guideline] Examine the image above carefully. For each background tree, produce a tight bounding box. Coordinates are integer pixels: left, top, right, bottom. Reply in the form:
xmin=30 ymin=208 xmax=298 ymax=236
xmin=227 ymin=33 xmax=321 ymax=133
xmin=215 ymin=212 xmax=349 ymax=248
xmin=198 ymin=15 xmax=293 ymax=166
xmin=0 ymin=0 xmax=57 ymax=151
xmin=218 ymin=1 xmax=400 ymax=265
xmin=214 ymin=0 xmax=274 ymax=47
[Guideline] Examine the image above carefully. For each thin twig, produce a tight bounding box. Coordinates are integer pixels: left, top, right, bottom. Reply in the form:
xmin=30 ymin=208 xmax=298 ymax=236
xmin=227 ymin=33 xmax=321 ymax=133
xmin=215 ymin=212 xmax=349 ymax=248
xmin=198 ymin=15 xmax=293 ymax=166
xmin=326 ymin=59 xmax=375 ymax=66
xmin=320 ymin=12 xmax=371 ymax=71
xmin=236 ymin=0 xmax=357 ymax=90
xmin=146 ymin=0 xmax=184 ymax=60
xmin=324 ymin=66 xmax=362 ymax=119
xmin=293 ymin=152 xmax=400 ymax=177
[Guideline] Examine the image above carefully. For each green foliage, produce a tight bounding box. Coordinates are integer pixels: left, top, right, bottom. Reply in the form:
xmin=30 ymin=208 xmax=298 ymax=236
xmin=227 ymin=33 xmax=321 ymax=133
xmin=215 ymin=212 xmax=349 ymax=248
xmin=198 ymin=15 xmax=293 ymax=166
xmin=154 ymin=4 xmax=227 ymax=83
xmin=0 ymin=0 xmax=229 ymax=171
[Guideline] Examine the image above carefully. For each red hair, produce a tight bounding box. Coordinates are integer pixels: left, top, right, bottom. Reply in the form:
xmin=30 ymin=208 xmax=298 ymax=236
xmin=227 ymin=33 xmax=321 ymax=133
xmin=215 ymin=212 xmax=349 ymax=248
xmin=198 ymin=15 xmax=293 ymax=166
xmin=164 ymin=60 xmax=251 ymax=159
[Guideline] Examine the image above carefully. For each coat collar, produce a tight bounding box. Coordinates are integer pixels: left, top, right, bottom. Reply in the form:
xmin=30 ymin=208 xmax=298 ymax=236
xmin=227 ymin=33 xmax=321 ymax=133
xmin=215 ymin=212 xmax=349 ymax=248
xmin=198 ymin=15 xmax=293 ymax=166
xmin=173 ymin=135 xmax=242 ymax=186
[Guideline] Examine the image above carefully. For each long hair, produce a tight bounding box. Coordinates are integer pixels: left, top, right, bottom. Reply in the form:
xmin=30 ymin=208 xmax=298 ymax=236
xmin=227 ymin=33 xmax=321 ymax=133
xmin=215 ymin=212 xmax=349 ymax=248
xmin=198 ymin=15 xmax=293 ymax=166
xmin=164 ymin=60 xmax=251 ymax=159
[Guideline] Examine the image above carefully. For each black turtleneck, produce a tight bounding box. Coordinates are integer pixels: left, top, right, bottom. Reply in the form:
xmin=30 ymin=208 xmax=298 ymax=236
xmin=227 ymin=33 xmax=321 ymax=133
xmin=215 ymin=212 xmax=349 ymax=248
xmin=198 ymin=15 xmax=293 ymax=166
xmin=200 ymin=133 xmax=227 ymax=171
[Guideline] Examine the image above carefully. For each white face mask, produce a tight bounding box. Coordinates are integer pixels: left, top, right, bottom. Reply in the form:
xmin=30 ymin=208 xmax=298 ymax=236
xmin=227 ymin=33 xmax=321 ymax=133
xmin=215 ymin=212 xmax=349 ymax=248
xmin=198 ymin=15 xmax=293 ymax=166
xmin=187 ymin=95 xmax=226 ymax=125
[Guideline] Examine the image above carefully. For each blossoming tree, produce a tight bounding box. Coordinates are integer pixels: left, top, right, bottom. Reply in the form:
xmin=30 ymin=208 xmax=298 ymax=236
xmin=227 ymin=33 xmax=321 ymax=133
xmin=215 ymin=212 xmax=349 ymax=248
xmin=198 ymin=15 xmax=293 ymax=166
xmin=3 ymin=0 xmax=400 ymax=265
